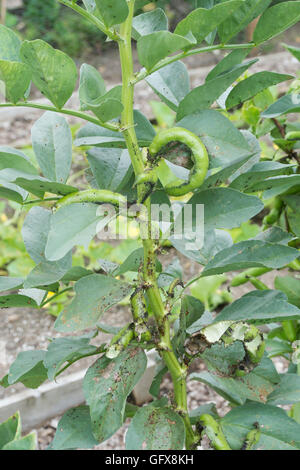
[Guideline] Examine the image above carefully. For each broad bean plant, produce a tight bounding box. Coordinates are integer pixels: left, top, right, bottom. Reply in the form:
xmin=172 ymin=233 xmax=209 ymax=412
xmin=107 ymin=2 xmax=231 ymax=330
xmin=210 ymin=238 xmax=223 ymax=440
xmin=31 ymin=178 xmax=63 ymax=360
xmin=0 ymin=0 xmax=300 ymax=451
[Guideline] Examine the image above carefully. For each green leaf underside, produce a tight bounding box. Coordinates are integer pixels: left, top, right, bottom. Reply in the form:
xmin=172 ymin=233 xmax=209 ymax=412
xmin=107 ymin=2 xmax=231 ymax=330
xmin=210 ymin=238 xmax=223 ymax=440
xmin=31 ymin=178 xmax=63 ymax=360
xmin=0 ymin=412 xmax=21 ymax=449
xmin=0 ymin=60 xmax=31 ymax=103
xmin=220 ymin=402 xmax=300 ymax=450
xmin=95 ymin=0 xmax=129 ymax=27
xmin=177 ymin=59 xmax=257 ymax=121
xmin=31 ymin=112 xmax=72 ymax=184
xmin=44 ymin=333 xmax=98 ymax=380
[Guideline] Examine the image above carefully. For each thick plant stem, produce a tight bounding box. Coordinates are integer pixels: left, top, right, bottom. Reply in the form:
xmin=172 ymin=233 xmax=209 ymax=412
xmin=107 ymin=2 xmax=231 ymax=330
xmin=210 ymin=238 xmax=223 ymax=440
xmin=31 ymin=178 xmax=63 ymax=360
xmin=118 ymin=0 xmax=195 ymax=450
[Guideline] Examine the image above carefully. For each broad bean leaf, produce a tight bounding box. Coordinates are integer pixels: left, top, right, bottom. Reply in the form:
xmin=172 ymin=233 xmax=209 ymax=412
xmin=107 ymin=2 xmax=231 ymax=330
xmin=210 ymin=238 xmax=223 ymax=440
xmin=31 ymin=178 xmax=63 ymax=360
xmin=0 ymin=168 xmax=78 ymax=198
xmin=94 ymin=0 xmax=129 ymax=27
xmin=146 ymin=61 xmax=190 ymax=111
xmin=191 ymin=357 xmax=279 ymax=406
xmin=0 ymin=412 xmax=21 ymax=449
xmin=0 ymin=412 xmax=23 ymax=450
xmin=48 ymin=406 xmax=98 ymax=450
xmin=187 ymin=188 xmax=263 ymax=229
xmin=54 ymin=274 xmax=132 ymax=332
xmin=0 ymin=183 xmax=27 ymax=204
xmin=226 ymin=72 xmax=293 ymax=109
xmin=22 ymin=207 xmax=53 ymax=264
xmin=20 ymin=40 xmax=77 ymax=109
xmin=283 ymin=44 xmax=300 ymax=62
xmin=177 ymin=59 xmax=257 ymax=121
xmin=249 ymin=175 xmax=300 ymax=197
xmin=61 ymin=266 xmax=93 ymax=284
xmin=206 ymin=48 xmax=252 ymax=81
xmin=0 ymin=294 xmax=38 ymax=308
xmin=218 ymin=0 xmax=272 ymax=43
xmin=24 ymin=255 xmax=72 ymax=289
xmin=201 ymin=153 xmax=259 ymax=190
xmin=7 ymin=350 xmax=48 ymax=389
xmin=126 ymin=405 xmax=185 ymax=450
xmin=0 ymin=25 xmax=21 ymax=61
xmin=261 ymin=94 xmax=300 ymax=118
xmin=19 ymin=288 xmax=45 ymax=306
xmin=22 ymin=207 xmax=72 ymax=288
xmin=87 ymin=148 xmax=133 ymax=192
xmin=0 ymin=147 xmax=37 ymax=174
xmin=177 ymin=110 xmax=251 ymax=168
xmin=229 ymin=161 xmax=295 ymax=192
xmin=170 ymin=228 xmax=233 ymax=265
xmin=0 ymin=60 xmax=31 ymax=103
xmin=137 ymin=32 xmax=195 ymax=71
xmin=254 ymin=227 xmax=293 ymax=246
xmin=75 ymin=110 xmax=156 ymax=148
xmin=2 ymin=433 xmax=36 ymax=450
xmin=215 ymin=290 xmax=300 ymax=324
xmin=253 ymin=1 xmax=300 ymax=44
xmin=268 ymin=374 xmax=300 ymax=406
xmin=31 ymin=112 xmax=72 ymax=183
xmin=201 ymin=341 xmax=246 ymax=376
xmin=44 ymin=333 xmax=98 ymax=380
xmin=274 ymin=276 xmax=300 ymax=308
xmin=81 ymin=85 xmax=123 ymax=122
xmin=45 ymin=203 xmax=114 ymax=261
xmin=132 ymin=8 xmax=168 ymax=40
xmin=0 ymin=277 xmax=23 ymax=292
xmin=83 ymin=0 xmax=96 ymax=12
xmin=114 ymin=248 xmax=161 ymax=276
xmin=79 ymin=63 xmax=106 ymax=110
xmin=83 ymin=347 xmax=147 ymax=442
xmin=174 ymin=1 xmax=243 ymax=43
xmin=265 ymin=338 xmax=293 ymax=359
xmin=202 ymin=240 xmax=299 ymax=276
xmin=220 ymin=402 xmax=300 ymax=450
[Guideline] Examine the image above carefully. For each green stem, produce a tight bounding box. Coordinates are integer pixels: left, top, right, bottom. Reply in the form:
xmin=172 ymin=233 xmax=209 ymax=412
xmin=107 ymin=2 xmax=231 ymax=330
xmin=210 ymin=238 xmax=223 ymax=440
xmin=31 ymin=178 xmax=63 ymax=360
xmin=57 ymin=0 xmax=118 ymax=40
xmin=0 ymin=103 xmax=120 ymax=131
xmin=118 ymin=1 xmax=195 ymax=449
xmin=22 ymin=197 xmax=61 ymax=206
xmin=133 ymin=43 xmax=255 ymax=84
xmin=199 ymin=414 xmax=231 ymax=450
xmin=40 ymin=287 xmax=73 ymax=308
